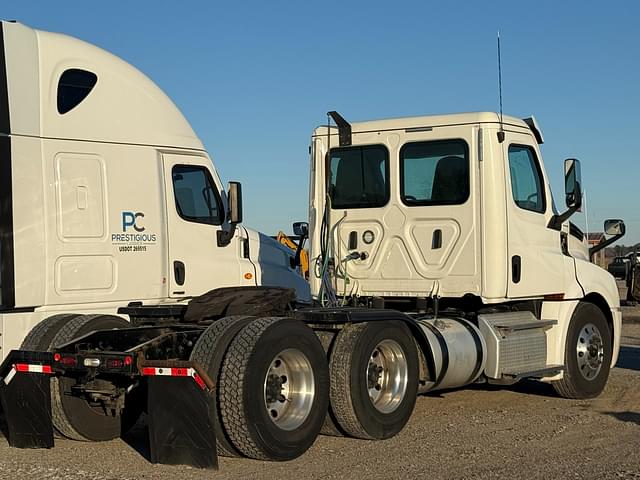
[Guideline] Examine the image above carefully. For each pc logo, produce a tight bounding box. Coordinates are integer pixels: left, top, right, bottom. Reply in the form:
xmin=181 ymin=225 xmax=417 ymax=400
xmin=122 ymin=211 xmax=145 ymax=232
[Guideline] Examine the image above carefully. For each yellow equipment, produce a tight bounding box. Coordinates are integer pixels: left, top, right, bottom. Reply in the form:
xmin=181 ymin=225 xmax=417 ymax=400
xmin=277 ymin=231 xmax=309 ymax=280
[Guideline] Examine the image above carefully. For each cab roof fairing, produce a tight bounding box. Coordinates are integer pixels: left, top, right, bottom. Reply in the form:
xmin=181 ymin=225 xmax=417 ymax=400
xmin=2 ymin=21 xmax=203 ymax=150
xmin=311 ymin=111 xmax=541 ymax=141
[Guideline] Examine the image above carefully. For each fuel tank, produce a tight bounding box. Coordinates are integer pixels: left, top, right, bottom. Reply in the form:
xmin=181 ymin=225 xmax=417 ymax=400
xmin=417 ymin=317 xmax=486 ymax=393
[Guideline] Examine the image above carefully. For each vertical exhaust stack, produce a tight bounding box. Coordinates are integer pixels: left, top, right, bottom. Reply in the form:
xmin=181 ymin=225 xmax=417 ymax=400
xmin=327 ymin=111 xmax=352 ymax=147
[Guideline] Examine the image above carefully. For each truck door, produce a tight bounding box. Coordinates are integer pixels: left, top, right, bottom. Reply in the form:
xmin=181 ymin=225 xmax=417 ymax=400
xmin=163 ymin=153 xmax=250 ymax=297
xmin=503 ymin=133 xmax=565 ymax=298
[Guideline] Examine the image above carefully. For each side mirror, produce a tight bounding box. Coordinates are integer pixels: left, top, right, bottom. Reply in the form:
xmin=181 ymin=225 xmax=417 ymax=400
xmin=293 ymin=221 xmax=309 ymax=238
xmin=227 ymin=181 xmax=243 ymax=225
xmin=549 ymin=158 xmax=583 ymax=230
xmin=589 ymin=219 xmax=626 ymax=260
xmin=290 ymin=221 xmax=309 ymax=271
xmin=217 ymin=181 xmax=243 ymax=247
xmin=604 ymin=219 xmax=625 ymax=236
xmin=564 ymin=158 xmax=582 ymax=209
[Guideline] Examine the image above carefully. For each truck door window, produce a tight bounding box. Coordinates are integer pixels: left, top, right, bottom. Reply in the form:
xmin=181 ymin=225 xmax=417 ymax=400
xmin=400 ymin=140 xmax=469 ymax=206
xmin=508 ymin=145 xmax=546 ymax=213
xmin=172 ymin=165 xmax=223 ymax=225
xmin=329 ymin=145 xmax=389 ymax=209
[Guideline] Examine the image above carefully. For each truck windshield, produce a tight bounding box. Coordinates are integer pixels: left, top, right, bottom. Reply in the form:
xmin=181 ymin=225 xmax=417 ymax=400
xmin=329 ymin=145 xmax=389 ymax=209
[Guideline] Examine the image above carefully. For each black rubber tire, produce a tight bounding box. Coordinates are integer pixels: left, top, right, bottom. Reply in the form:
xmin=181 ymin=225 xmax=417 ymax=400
xmin=219 ymin=317 xmax=329 ymax=461
xmin=188 ymin=315 xmax=256 ymax=457
xmin=553 ymin=303 xmax=612 ymax=399
xmin=313 ymin=330 xmax=346 ymax=437
xmin=49 ymin=314 xmax=132 ymax=441
xmin=329 ymin=321 xmax=419 ymax=440
xmin=20 ymin=314 xmax=82 ymax=350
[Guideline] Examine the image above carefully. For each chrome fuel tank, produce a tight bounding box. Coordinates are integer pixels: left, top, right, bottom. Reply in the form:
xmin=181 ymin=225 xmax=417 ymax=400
xmin=417 ymin=317 xmax=486 ymax=393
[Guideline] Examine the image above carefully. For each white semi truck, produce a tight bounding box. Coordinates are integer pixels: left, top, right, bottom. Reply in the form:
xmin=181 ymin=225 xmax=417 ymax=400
xmin=0 ymin=19 xmax=309 ymax=353
xmin=0 ymin=21 xmax=626 ymax=470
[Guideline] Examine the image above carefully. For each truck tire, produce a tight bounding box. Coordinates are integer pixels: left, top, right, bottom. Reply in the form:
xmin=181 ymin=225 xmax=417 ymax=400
xmin=20 ymin=314 xmax=82 ymax=351
xmin=329 ymin=321 xmax=419 ymax=440
xmin=188 ymin=315 xmax=255 ymax=457
xmin=553 ymin=302 xmax=612 ymax=399
xmin=49 ymin=314 xmax=132 ymax=441
xmin=219 ymin=317 xmax=329 ymax=460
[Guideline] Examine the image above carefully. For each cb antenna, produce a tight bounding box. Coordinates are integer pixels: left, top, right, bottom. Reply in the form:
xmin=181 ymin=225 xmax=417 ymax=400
xmin=497 ymin=30 xmax=505 ymax=143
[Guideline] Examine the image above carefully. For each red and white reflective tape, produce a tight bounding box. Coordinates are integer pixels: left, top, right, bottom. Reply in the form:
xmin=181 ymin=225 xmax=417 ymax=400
xmin=141 ymin=366 xmax=207 ymax=390
xmin=3 ymin=363 xmax=53 ymax=385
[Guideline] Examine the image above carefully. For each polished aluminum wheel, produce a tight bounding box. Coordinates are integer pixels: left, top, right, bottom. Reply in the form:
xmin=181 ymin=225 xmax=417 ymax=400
xmin=366 ymin=339 xmax=409 ymax=414
xmin=263 ymin=348 xmax=315 ymax=431
xmin=576 ymin=322 xmax=605 ymax=380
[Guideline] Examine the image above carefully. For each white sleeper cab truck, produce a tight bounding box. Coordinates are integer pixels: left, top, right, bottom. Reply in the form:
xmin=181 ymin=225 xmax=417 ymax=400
xmin=0 ymin=21 xmax=317 ymax=470
xmin=0 ymin=21 xmax=309 ymax=357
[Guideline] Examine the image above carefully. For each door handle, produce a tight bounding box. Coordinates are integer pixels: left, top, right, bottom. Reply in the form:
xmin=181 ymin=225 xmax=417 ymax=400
xmin=174 ymin=260 xmax=185 ymax=286
xmin=432 ymin=229 xmax=442 ymax=249
xmin=348 ymin=231 xmax=358 ymax=250
xmin=512 ymin=256 xmax=521 ymax=284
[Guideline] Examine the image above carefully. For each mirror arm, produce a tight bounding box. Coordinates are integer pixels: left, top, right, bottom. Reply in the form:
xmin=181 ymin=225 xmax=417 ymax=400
xmin=217 ymin=224 xmax=237 ymax=247
xmin=290 ymin=234 xmax=308 ymax=269
xmin=589 ymin=232 xmax=625 ymax=261
xmin=548 ymin=205 xmax=579 ymax=230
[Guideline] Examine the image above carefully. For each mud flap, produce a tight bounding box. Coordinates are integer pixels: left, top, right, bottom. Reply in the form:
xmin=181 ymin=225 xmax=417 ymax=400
xmin=144 ymin=365 xmax=218 ymax=469
xmin=0 ymin=350 xmax=54 ymax=448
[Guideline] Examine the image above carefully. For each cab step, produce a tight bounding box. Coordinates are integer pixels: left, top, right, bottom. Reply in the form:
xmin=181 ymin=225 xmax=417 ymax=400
xmin=478 ymin=311 xmax=557 ymax=379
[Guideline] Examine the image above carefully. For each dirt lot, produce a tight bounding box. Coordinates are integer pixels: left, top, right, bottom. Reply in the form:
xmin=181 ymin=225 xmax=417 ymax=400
xmin=1 ymin=293 xmax=639 ymax=479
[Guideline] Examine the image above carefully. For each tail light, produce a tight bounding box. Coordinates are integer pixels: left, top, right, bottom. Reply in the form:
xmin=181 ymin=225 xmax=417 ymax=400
xmin=59 ymin=356 xmax=77 ymax=367
xmin=106 ymin=358 xmax=123 ymax=369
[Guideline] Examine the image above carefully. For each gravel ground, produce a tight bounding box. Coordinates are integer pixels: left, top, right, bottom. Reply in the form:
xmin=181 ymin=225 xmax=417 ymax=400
xmin=1 ymin=297 xmax=639 ymax=479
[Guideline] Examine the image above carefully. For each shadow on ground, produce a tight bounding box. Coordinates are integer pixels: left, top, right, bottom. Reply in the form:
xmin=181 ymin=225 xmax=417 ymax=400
xmin=616 ymin=346 xmax=640 ymax=372
xmin=121 ymin=415 xmax=151 ymax=462
xmin=603 ymin=411 xmax=640 ymax=426
xmin=433 ymin=378 xmax=558 ymax=399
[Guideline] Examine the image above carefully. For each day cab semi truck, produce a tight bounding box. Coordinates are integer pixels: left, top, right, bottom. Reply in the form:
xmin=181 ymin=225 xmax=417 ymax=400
xmin=0 ymin=21 xmax=626 ymax=470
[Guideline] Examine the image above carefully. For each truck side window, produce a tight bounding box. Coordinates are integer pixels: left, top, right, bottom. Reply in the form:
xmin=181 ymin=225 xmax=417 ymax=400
xmin=400 ymin=140 xmax=469 ymax=206
xmin=57 ymin=69 xmax=98 ymax=114
xmin=508 ymin=145 xmax=546 ymax=213
xmin=172 ymin=165 xmax=223 ymax=225
xmin=329 ymin=145 xmax=389 ymax=209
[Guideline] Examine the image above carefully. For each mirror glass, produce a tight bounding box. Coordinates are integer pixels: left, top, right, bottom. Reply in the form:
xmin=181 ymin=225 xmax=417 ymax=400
xmin=604 ymin=219 xmax=625 ymax=236
xmin=293 ymin=222 xmax=309 ymax=238
xmin=564 ymin=158 xmax=582 ymax=208
xmin=228 ymin=182 xmax=243 ymax=224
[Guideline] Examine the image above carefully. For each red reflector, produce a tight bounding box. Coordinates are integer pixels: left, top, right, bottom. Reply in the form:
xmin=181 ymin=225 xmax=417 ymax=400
xmin=60 ymin=356 xmax=77 ymax=367
xmin=106 ymin=359 xmax=123 ymax=369
xmin=14 ymin=363 xmax=53 ymax=374
xmin=53 ymin=353 xmax=61 ymax=362
xmin=141 ymin=367 xmax=156 ymax=376
xmin=124 ymin=356 xmax=133 ymax=366
xmin=193 ymin=373 xmax=207 ymax=390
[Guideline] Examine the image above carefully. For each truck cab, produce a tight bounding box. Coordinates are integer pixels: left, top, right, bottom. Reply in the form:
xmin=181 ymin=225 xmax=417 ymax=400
xmin=308 ymin=111 xmax=622 ymax=381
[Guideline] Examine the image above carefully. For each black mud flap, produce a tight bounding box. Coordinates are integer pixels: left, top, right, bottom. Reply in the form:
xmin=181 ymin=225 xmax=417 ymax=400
xmin=144 ymin=364 xmax=218 ymax=469
xmin=0 ymin=350 xmax=54 ymax=448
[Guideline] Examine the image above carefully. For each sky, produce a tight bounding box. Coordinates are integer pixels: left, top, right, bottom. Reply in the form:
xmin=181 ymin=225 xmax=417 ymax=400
xmin=4 ymin=1 xmax=640 ymax=245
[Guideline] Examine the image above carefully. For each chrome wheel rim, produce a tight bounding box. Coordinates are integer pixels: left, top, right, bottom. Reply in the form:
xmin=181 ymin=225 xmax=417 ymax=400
xmin=576 ymin=323 xmax=605 ymax=380
xmin=366 ymin=339 xmax=408 ymax=414
xmin=263 ymin=349 xmax=315 ymax=431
